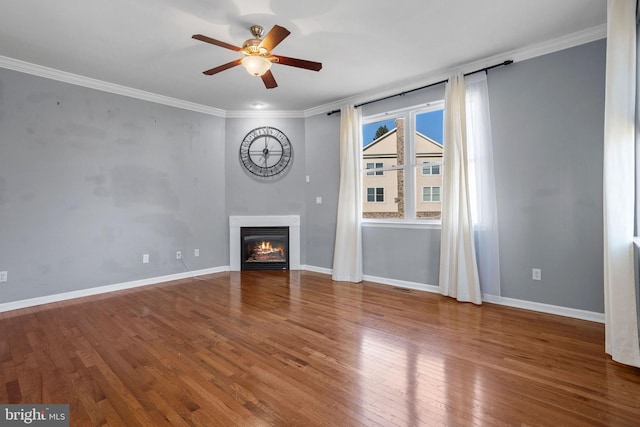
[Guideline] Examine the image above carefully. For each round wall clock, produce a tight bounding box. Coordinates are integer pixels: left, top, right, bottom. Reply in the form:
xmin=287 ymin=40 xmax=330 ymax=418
xmin=239 ymin=126 xmax=293 ymax=179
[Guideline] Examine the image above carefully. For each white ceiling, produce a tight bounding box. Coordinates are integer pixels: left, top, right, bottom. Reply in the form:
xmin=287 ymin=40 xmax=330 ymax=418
xmin=0 ymin=0 xmax=607 ymax=114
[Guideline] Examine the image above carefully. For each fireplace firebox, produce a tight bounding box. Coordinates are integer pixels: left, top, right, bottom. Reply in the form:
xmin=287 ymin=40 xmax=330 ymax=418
xmin=240 ymin=226 xmax=289 ymax=270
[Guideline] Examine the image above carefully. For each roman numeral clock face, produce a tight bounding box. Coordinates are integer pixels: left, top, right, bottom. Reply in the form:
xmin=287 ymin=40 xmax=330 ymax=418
xmin=239 ymin=126 xmax=293 ymax=180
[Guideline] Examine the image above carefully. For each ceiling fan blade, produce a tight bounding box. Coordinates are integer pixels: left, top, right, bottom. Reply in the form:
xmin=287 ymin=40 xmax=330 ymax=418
xmin=192 ymin=34 xmax=242 ymax=52
xmin=272 ymin=55 xmax=322 ymax=72
xmin=259 ymin=25 xmax=291 ymax=52
xmin=203 ymin=58 xmax=242 ymax=75
xmin=261 ymin=70 xmax=278 ymax=89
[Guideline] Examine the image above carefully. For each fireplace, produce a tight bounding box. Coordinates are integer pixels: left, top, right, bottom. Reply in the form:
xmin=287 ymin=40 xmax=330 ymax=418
xmin=241 ymin=226 xmax=289 ymax=270
xmin=229 ymin=215 xmax=300 ymax=271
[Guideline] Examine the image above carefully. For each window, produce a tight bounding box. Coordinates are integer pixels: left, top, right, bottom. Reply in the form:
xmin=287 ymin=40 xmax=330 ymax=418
xmin=422 ymin=162 xmax=441 ymax=175
xmin=366 ymin=162 xmax=384 ymax=176
xmin=362 ymin=102 xmax=444 ymax=221
xmin=422 ymin=186 xmax=441 ymax=202
xmin=366 ymin=187 xmax=385 ymax=203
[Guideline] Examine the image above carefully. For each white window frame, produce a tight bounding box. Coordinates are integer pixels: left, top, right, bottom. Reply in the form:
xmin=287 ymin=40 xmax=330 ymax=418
xmin=422 ymin=186 xmax=441 ymax=202
xmin=422 ymin=162 xmax=441 ymax=176
xmin=366 ymin=162 xmax=384 ymax=176
xmin=366 ymin=187 xmax=385 ymax=203
xmin=361 ymin=101 xmax=444 ymax=226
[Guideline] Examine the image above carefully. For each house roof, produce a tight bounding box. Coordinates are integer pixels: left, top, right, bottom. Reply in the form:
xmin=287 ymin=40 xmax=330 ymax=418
xmin=363 ymin=128 xmax=398 ymax=151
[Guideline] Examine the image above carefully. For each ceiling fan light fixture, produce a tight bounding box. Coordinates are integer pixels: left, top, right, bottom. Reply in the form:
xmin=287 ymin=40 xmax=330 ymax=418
xmin=241 ymin=55 xmax=272 ymax=76
xmin=193 ymin=24 xmax=322 ymax=88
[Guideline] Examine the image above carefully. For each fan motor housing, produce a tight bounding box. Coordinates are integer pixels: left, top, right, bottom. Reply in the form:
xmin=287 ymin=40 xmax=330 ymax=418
xmin=242 ymin=38 xmax=267 ymax=55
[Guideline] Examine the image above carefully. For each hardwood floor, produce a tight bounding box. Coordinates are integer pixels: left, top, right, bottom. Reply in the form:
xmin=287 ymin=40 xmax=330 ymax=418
xmin=1 ymin=271 xmax=639 ymax=426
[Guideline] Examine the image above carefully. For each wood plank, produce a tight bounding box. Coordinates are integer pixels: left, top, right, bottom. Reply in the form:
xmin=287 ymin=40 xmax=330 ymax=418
xmin=0 ymin=270 xmax=639 ymax=426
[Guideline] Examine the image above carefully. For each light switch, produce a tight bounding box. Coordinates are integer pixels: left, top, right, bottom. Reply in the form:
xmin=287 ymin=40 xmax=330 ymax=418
xmin=316 ymin=196 xmax=322 ymax=204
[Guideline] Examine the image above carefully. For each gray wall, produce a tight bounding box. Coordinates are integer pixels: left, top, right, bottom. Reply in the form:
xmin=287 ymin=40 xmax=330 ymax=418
xmin=0 ymin=39 xmax=607 ymax=313
xmin=0 ymin=68 xmax=226 ymax=303
xmin=303 ymin=40 xmax=606 ymax=313
xmin=303 ymin=112 xmax=341 ymax=269
xmin=489 ymin=40 xmax=606 ymax=311
xmin=224 ymin=117 xmax=307 ymax=264
xmin=362 ymin=227 xmax=441 ymax=285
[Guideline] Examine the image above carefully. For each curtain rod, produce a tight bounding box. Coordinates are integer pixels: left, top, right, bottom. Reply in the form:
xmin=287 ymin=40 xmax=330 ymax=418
xmin=326 ymin=60 xmax=513 ymax=116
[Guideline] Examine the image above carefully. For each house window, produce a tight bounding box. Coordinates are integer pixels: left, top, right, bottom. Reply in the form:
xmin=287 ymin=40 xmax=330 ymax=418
xmin=366 ymin=162 xmax=384 ymax=176
xmin=362 ymin=103 xmax=444 ymax=221
xmin=422 ymin=186 xmax=441 ymax=202
xmin=422 ymin=162 xmax=441 ymax=175
xmin=366 ymin=187 xmax=385 ymax=203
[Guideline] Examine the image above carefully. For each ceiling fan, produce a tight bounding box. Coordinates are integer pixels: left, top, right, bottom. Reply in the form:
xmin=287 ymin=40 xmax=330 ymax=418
xmin=192 ymin=25 xmax=322 ymax=89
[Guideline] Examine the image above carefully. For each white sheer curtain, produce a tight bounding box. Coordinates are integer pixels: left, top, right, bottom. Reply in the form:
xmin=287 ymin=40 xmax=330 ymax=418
xmin=332 ymin=105 xmax=363 ymax=282
xmin=466 ymin=73 xmax=501 ymax=298
xmin=439 ymin=73 xmax=482 ymax=304
xmin=603 ymin=0 xmax=640 ymax=367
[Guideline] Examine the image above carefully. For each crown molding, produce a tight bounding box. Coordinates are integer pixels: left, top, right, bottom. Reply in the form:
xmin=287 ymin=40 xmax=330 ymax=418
xmin=0 ymin=24 xmax=606 ymax=119
xmin=303 ymin=24 xmax=607 ymax=117
xmin=0 ymin=55 xmax=226 ymax=117
xmin=506 ymin=23 xmax=606 ymax=63
xmin=226 ymin=109 xmax=305 ymax=119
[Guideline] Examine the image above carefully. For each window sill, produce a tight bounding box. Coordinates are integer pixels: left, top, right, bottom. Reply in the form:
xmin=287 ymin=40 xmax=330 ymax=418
xmin=362 ymin=219 xmax=442 ymax=230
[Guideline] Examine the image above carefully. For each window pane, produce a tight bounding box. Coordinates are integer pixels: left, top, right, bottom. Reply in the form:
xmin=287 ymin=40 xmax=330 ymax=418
xmin=363 ymin=117 xmax=404 ymax=167
xmin=367 ymin=187 xmax=375 ymax=202
xmin=415 ymin=108 xmax=443 ymax=220
xmin=366 ymin=162 xmax=374 ymax=176
xmin=423 ymin=186 xmax=431 ymax=201
xmin=416 ymin=172 xmax=442 ymax=218
xmin=363 ymin=170 xmax=404 ymax=219
xmin=416 ymin=109 xmax=443 ymax=144
xmin=433 ymin=186 xmax=441 ymax=202
xmin=365 ymin=162 xmax=385 ymax=176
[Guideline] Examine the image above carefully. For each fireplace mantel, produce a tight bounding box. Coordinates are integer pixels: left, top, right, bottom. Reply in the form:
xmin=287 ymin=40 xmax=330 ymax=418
xmin=229 ymin=215 xmax=300 ymax=271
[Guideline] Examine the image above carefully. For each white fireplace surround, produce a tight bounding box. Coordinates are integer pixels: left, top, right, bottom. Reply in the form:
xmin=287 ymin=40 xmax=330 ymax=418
xmin=229 ymin=215 xmax=301 ymax=271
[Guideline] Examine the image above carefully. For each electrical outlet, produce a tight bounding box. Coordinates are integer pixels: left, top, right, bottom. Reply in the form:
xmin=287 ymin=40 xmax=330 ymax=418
xmin=176 ymin=251 xmax=182 ymax=260
xmin=0 ymin=271 xmax=7 ymax=283
xmin=194 ymin=249 xmax=200 ymax=257
xmin=532 ymin=268 xmax=541 ymax=281
xmin=143 ymin=254 xmax=149 ymax=264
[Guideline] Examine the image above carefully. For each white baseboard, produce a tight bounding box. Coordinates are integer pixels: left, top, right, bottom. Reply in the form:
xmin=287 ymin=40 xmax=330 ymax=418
xmin=1 ymin=266 xmax=605 ymax=324
xmin=306 ymin=266 xmax=604 ymax=323
xmin=302 ymin=265 xmax=333 ymax=275
xmin=482 ymin=294 xmax=605 ymax=323
xmin=0 ymin=266 xmax=229 ymax=313
xmin=363 ymin=274 xmax=441 ymax=294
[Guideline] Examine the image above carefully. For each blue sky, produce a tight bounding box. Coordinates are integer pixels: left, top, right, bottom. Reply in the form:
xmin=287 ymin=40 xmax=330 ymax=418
xmin=363 ymin=109 xmax=443 ymax=146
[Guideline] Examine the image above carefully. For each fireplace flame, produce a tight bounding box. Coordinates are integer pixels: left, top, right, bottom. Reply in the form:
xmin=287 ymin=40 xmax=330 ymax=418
xmin=257 ymin=241 xmax=284 ymax=257
xmin=246 ymin=240 xmax=285 ymax=263
xmin=260 ymin=241 xmax=272 ymax=252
